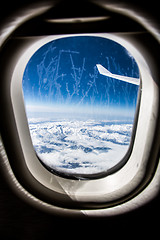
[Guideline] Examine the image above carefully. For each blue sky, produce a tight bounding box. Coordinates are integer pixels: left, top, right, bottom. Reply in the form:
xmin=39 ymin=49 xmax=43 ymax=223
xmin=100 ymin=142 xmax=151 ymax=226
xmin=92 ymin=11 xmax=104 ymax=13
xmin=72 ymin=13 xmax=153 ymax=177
xmin=22 ymin=36 xmax=140 ymax=120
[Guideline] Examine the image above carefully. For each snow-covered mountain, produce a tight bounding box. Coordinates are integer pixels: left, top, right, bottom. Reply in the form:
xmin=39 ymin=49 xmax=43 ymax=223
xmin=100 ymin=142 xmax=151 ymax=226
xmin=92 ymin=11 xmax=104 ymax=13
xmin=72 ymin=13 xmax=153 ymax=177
xmin=28 ymin=118 xmax=133 ymax=175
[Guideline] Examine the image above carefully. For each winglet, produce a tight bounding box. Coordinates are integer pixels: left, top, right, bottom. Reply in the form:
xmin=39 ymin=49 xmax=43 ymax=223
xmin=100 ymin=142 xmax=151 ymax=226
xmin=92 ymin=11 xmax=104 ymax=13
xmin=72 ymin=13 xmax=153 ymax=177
xmin=96 ymin=64 xmax=112 ymax=77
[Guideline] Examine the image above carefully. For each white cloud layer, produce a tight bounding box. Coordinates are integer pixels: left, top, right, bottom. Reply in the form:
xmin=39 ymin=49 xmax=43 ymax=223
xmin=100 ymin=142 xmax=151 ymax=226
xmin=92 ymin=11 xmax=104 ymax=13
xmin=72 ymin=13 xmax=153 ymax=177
xmin=28 ymin=118 xmax=133 ymax=175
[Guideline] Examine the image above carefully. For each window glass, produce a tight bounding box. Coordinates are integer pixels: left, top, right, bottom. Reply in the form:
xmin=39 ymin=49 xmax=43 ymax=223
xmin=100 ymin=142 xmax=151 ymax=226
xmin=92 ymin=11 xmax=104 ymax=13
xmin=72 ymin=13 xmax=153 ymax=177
xmin=22 ymin=36 xmax=140 ymax=177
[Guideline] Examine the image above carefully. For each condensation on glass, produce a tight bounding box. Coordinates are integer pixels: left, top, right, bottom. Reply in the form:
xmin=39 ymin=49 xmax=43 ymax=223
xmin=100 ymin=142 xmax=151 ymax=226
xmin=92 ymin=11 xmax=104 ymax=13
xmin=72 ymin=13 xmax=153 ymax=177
xmin=22 ymin=35 xmax=140 ymax=178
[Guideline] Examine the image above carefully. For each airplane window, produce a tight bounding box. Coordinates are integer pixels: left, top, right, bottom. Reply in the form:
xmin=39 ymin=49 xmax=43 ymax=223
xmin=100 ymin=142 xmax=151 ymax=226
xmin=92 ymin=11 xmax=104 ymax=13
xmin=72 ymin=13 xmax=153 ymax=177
xmin=22 ymin=35 xmax=140 ymax=178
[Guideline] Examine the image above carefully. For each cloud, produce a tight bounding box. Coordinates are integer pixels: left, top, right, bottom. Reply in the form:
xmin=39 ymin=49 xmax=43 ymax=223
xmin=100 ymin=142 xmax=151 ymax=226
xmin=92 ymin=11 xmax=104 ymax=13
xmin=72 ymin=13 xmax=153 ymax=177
xmin=28 ymin=118 xmax=133 ymax=176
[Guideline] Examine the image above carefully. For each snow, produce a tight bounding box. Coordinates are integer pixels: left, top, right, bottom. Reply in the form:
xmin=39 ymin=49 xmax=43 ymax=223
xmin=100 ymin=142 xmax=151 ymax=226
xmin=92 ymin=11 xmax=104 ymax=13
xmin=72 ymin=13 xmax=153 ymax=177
xmin=28 ymin=118 xmax=133 ymax=175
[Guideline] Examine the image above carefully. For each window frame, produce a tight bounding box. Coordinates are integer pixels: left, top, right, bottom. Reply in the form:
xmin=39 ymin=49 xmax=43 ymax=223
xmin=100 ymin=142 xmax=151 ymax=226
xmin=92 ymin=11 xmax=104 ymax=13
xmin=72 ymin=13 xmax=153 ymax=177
xmin=8 ymin=32 xmax=159 ymax=208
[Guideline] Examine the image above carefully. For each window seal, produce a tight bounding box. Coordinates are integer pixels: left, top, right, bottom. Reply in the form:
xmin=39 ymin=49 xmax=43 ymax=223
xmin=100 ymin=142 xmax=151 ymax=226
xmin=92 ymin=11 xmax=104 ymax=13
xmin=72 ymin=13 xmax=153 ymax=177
xmin=21 ymin=34 xmax=142 ymax=180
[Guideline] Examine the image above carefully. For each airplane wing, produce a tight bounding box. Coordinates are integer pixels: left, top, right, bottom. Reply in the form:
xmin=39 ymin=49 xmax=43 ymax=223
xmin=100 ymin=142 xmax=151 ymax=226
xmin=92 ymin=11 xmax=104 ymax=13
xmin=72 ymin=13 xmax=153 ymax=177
xmin=96 ymin=64 xmax=140 ymax=85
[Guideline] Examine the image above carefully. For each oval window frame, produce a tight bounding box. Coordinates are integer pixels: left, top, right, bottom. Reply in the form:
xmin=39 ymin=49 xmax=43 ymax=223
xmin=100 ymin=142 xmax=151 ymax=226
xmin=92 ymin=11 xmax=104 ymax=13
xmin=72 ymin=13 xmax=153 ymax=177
xmin=10 ymin=33 xmax=159 ymax=206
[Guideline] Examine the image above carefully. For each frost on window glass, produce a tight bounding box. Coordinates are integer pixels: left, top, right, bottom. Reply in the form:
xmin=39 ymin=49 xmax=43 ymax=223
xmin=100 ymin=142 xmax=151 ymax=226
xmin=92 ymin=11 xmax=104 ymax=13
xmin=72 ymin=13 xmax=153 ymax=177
xmin=22 ymin=36 xmax=140 ymax=177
